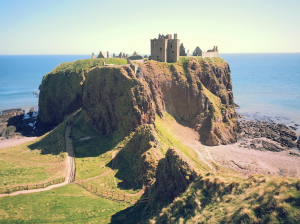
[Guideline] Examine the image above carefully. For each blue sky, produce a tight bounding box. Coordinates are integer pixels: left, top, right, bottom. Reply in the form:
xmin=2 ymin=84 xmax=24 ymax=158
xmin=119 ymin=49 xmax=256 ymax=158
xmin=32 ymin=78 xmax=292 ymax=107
xmin=0 ymin=0 xmax=299 ymax=54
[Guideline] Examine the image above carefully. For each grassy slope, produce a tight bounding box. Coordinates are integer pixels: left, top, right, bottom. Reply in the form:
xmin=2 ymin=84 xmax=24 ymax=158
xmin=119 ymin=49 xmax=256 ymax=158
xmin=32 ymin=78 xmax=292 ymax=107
xmin=0 ymin=140 xmax=65 ymax=188
xmin=153 ymin=174 xmax=300 ymax=224
xmin=72 ymin=113 xmax=134 ymax=180
xmin=47 ymin=58 xmax=127 ymax=75
xmin=0 ymin=184 xmax=129 ymax=223
xmin=85 ymin=170 xmax=141 ymax=196
xmin=0 ymin=111 xmax=77 ymax=190
xmin=155 ymin=113 xmax=210 ymax=172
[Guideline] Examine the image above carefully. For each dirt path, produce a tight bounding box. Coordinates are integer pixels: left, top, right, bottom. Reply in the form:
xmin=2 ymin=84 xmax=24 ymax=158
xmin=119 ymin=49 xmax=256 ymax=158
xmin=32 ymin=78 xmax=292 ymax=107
xmin=0 ymin=121 xmax=75 ymax=197
xmin=125 ymin=189 xmax=144 ymax=196
xmin=0 ymin=136 xmax=38 ymax=149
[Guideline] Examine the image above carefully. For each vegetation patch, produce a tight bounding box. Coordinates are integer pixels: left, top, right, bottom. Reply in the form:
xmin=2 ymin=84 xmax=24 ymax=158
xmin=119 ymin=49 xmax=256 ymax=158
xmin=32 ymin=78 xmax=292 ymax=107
xmin=155 ymin=113 xmax=209 ymax=172
xmin=0 ymin=184 xmax=129 ymax=223
xmin=46 ymin=58 xmax=127 ymax=76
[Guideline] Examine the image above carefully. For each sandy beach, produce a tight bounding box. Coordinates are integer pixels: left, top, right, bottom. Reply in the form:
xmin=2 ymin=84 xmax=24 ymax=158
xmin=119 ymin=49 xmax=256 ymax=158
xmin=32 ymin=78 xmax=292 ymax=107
xmin=168 ymin=117 xmax=300 ymax=178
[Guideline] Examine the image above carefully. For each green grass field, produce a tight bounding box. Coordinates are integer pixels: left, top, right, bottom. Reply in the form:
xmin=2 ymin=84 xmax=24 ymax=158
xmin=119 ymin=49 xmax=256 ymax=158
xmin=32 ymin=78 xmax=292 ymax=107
xmin=0 ymin=112 xmax=77 ymax=191
xmin=84 ymin=170 xmax=141 ymax=196
xmin=0 ymin=184 xmax=130 ymax=223
xmin=0 ymin=139 xmax=65 ymax=189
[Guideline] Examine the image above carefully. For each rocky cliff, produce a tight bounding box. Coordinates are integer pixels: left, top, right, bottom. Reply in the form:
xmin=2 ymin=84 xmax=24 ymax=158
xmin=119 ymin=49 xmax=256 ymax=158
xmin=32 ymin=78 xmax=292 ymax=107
xmin=38 ymin=58 xmax=127 ymax=126
xmin=39 ymin=57 xmax=237 ymax=146
xmin=140 ymin=57 xmax=237 ymax=145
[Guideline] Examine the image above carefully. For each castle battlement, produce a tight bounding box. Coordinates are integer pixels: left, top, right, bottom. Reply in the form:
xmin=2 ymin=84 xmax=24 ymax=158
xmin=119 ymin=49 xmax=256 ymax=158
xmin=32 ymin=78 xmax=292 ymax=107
xmin=150 ymin=33 xmax=180 ymax=63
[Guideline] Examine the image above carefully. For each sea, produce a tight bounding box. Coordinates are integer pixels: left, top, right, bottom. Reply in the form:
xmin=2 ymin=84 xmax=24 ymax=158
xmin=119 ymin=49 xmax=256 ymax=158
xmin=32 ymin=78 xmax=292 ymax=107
xmin=0 ymin=54 xmax=299 ymax=134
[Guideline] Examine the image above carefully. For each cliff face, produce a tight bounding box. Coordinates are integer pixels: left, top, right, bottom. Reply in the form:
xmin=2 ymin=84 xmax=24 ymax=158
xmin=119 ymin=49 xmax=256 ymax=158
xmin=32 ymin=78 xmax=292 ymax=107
xmin=140 ymin=57 xmax=237 ymax=145
xmin=38 ymin=58 xmax=127 ymax=126
xmin=82 ymin=66 xmax=156 ymax=136
xmin=114 ymin=124 xmax=159 ymax=189
xmin=153 ymin=147 xmax=199 ymax=200
xmin=38 ymin=71 xmax=85 ymax=126
xmin=39 ymin=57 xmax=237 ymax=146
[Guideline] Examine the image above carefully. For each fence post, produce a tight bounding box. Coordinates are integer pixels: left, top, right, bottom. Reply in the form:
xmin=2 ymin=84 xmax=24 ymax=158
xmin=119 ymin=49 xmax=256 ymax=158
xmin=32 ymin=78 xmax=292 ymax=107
xmin=124 ymin=194 xmax=126 ymax=202
xmin=27 ymin=185 xmax=28 ymax=190
xmin=18 ymin=186 xmax=20 ymax=191
xmin=36 ymin=184 xmax=38 ymax=189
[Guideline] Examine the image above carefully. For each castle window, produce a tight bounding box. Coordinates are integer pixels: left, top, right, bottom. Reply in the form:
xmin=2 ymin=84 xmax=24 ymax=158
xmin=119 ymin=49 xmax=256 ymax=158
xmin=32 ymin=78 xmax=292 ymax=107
xmin=172 ymin=51 xmax=174 ymax=53
xmin=160 ymin=47 xmax=162 ymax=51
xmin=157 ymin=56 xmax=159 ymax=58
xmin=171 ymin=45 xmax=172 ymax=48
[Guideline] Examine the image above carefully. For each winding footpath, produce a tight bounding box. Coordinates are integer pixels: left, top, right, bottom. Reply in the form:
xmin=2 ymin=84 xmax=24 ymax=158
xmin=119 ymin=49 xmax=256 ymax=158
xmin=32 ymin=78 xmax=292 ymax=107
xmin=0 ymin=122 xmax=75 ymax=197
xmin=0 ymin=119 xmax=144 ymax=198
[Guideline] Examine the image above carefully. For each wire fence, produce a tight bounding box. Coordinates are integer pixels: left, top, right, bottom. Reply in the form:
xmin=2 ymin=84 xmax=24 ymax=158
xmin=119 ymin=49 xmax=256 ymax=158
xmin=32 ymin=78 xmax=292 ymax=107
xmin=0 ymin=178 xmax=65 ymax=194
xmin=76 ymin=181 xmax=148 ymax=204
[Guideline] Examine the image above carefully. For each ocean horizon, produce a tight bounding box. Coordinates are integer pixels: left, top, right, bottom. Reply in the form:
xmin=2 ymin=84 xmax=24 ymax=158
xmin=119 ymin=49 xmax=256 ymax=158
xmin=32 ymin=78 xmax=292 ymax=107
xmin=0 ymin=53 xmax=299 ymax=133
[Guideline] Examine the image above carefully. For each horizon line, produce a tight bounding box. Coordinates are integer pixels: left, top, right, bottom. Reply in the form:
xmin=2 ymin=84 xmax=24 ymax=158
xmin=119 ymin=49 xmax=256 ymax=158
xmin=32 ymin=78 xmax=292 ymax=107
xmin=1 ymin=52 xmax=300 ymax=56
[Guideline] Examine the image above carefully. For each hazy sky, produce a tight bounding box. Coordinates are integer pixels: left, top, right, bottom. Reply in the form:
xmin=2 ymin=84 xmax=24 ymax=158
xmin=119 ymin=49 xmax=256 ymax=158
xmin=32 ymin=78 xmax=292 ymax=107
xmin=1 ymin=0 xmax=299 ymax=55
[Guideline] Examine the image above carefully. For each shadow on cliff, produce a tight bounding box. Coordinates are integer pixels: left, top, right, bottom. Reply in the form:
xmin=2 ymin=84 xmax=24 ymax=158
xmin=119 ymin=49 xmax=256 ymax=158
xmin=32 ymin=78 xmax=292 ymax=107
xmin=110 ymin=147 xmax=199 ymax=224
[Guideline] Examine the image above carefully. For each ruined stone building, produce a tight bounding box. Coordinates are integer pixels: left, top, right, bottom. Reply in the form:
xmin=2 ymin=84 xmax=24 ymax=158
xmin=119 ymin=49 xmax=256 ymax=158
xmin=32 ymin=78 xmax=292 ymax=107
xmin=192 ymin=46 xmax=218 ymax=57
xmin=127 ymin=51 xmax=143 ymax=60
xmin=150 ymin=34 xmax=180 ymax=63
xmin=91 ymin=52 xmax=95 ymax=59
xmin=97 ymin=51 xmax=110 ymax=58
xmin=180 ymin=44 xmax=189 ymax=56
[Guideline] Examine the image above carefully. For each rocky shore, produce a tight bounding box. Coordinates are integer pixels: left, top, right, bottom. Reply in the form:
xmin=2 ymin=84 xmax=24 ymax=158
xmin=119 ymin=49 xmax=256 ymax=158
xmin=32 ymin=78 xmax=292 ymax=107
xmin=0 ymin=108 xmax=53 ymax=140
xmin=236 ymin=114 xmax=300 ymax=153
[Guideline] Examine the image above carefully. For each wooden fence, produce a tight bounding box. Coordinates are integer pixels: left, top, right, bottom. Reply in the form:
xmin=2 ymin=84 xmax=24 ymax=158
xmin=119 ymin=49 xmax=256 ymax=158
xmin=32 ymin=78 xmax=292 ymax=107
xmin=0 ymin=178 xmax=65 ymax=194
xmin=77 ymin=181 xmax=148 ymax=204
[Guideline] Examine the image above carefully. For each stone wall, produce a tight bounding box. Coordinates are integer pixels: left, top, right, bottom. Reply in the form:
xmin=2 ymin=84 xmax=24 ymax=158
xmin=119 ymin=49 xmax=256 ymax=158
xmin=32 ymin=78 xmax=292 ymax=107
xmin=150 ymin=33 xmax=180 ymax=63
xmin=151 ymin=38 xmax=167 ymax=62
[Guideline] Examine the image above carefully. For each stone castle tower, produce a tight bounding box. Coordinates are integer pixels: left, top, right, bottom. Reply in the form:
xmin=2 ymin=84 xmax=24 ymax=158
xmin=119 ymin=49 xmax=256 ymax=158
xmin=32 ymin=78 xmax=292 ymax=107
xmin=150 ymin=33 xmax=180 ymax=63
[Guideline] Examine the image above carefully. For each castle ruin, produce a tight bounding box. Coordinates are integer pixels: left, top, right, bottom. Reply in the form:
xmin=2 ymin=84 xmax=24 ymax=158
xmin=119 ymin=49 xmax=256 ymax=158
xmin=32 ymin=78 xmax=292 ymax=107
xmin=91 ymin=33 xmax=219 ymax=63
xmin=97 ymin=51 xmax=110 ymax=58
xmin=150 ymin=34 xmax=180 ymax=63
xmin=192 ymin=46 xmax=218 ymax=57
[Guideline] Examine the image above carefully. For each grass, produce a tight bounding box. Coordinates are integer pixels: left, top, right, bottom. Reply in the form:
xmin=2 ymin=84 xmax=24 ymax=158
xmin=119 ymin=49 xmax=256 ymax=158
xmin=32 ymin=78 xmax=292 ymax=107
xmin=0 ymin=111 xmax=77 ymax=190
xmin=71 ymin=112 xmax=135 ymax=180
xmin=0 ymin=139 xmax=65 ymax=189
xmin=0 ymin=184 xmax=129 ymax=223
xmin=48 ymin=58 xmax=127 ymax=75
xmin=152 ymin=175 xmax=300 ymax=223
xmin=84 ymin=170 xmax=142 ymax=197
xmin=155 ymin=112 xmax=210 ymax=172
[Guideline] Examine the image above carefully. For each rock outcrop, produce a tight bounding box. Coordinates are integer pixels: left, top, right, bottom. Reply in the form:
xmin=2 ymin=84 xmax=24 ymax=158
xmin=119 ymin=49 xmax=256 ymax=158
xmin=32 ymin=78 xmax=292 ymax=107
xmin=114 ymin=124 xmax=159 ymax=189
xmin=141 ymin=58 xmax=237 ymax=145
xmin=237 ymin=119 xmax=298 ymax=149
xmin=153 ymin=147 xmax=199 ymax=200
xmin=82 ymin=66 xmax=156 ymax=136
xmin=38 ymin=58 xmax=127 ymax=126
xmin=39 ymin=57 xmax=237 ymax=146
